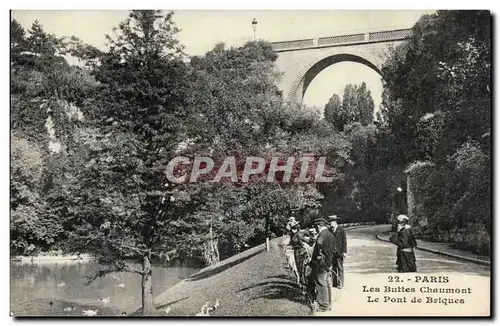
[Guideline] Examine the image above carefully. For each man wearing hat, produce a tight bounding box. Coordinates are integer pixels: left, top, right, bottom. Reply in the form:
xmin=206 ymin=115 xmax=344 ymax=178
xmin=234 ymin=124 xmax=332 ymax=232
xmin=310 ymin=217 xmax=335 ymax=313
xmin=328 ymin=215 xmax=347 ymax=290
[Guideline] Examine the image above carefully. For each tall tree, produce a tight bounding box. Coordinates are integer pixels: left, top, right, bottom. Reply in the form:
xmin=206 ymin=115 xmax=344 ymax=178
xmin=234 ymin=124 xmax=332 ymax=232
xmin=379 ymin=10 xmax=491 ymax=252
xmin=323 ymin=94 xmax=341 ymax=128
xmin=341 ymin=84 xmax=358 ymax=126
xmin=323 ymin=83 xmax=375 ymax=130
xmin=355 ymin=82 xmax=375 ymax=125
xmin=58 ymin=10 xmax=191 ymax=315
xmin=10 ymin=19 xmax=27 ymax=64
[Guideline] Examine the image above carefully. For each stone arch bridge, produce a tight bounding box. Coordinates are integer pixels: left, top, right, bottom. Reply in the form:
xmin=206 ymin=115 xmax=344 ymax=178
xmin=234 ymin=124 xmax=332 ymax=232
xmin=270 ymin=28 xmax=412 ymax=103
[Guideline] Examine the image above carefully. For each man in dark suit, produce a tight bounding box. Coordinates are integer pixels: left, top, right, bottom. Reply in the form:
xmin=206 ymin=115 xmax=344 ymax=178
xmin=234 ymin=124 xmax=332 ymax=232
xmin=310 ymin=217 xmax=335 ymax=313
xmin=328 ymin=215 xmax=347 ymax=290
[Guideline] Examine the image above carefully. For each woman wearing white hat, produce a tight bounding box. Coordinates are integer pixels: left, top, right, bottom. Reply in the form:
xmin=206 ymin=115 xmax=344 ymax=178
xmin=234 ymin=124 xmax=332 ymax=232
xmin=389 ymin=215 xmax=417 ymax=272
xmin=286 ymin=216 xmax=298 ymax=232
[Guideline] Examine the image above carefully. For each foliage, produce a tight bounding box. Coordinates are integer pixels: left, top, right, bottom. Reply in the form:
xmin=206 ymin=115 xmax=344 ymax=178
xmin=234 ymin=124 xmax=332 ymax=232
xmin=323 ymin=94 xmax=342 ymax=130
xmin=321 ymin=80 xmax=379 ymax=223
xmin=381 ymin=10 xmax=491 ymax=164
xmin=10 ymin=133 xmax=63 ymax=255
xmin=10 ymin=19 xmax=97 ymax=255
xmin=323 ymin=82 xmax=375 ymax=131
xmin=11 ymin=9 xmax=492 ymax=293
xmin=61 ymin=10 xmax=188 ymax=264
xmin=354 ymin=82 xmax=375 ymax=125
xmin=182 ymin=40 xmax=338 ymax=262
xmin=378 ymin=10 xmax=491 ymax=254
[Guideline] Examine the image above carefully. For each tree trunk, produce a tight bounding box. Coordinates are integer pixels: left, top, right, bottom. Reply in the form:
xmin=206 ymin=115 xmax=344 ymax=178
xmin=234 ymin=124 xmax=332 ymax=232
xmin=203 ymin=222 xmax=220 ymax=265
xmin=142 ymin=254 xmax=155 ymax=315
xmin=265 ymin=215 xmax=270 ymax=252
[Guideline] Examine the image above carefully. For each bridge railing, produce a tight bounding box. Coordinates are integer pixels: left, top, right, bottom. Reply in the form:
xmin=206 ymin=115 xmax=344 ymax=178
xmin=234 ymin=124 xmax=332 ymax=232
xmin=318 ymin=33 xmax=365 ymax=46
xmin=271 ymin=38 xmax=315 ymax=51
xmin=271 ymin=28 xmax=412 ymax=52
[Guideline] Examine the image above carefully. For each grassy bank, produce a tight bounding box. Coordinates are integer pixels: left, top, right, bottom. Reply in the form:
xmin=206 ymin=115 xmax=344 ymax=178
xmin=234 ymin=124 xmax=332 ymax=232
xmin=132 ymin=237 xmax=310 ymax=316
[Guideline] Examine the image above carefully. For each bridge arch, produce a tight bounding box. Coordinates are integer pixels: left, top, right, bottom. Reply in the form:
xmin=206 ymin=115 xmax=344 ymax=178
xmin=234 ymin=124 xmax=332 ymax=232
xmin=287 ymin=53 xmax=384 ymax=102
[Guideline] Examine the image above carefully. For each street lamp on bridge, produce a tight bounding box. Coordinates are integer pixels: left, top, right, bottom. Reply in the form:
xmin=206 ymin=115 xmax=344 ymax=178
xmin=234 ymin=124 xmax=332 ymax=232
xmin=252 ymin=18 xmax=258 ymax=42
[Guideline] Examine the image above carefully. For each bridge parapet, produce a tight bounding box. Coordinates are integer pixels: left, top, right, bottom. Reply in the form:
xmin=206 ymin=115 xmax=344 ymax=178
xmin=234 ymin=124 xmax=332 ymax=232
xmin=271 ymin=38 xmax=315 ymax=51
xmin=271 ymin=28 xmax=412 ymax=52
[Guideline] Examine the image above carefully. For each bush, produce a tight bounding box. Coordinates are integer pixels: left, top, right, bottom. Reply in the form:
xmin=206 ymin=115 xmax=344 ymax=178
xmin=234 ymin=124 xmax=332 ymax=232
xmin=408 ymin=142 xmax=490 ymax=255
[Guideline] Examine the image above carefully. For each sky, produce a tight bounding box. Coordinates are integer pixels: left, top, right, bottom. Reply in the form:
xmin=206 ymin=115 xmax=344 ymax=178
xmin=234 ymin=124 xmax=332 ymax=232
xmin=12 ymin=10 xmax=435 ymax=109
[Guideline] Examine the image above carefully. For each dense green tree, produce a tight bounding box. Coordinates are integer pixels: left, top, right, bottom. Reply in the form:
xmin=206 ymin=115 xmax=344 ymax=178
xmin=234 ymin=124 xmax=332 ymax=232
xmin=323 ymin=94 xmax=341 ymax=128
xmin=381 ymin=10 xmax=491 ymax=164
xmin=379 ymin=10 xmax=491 ymax=253
xmin=182 ymin=40 xmax=337 ymax=258
xmin=355 ymin=82 xmax=375 ymax=125
xmin=323 ymin=82 xmax=375 ymax=131
xmin=46 ymin=10 xmax=191 ymax=315
xmin=10 ymin=20 xmax=27 ymax=64
xmin=10 ymin=18 xmax=98 ymax=256
xmin=10 ymin=133 xmax=64 ymax=255
xmin=340 ymin=84 xmax=358 ymax=128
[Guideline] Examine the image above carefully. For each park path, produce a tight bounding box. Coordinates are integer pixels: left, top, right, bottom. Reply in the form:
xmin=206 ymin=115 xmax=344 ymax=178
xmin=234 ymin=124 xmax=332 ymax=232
xmin=318 ymin=225 xmax=490 ymax=317
xmin=343 ymin=225 xmax=490 ymax=275
xmin=146 ymin=224 xmax=490 ymax=316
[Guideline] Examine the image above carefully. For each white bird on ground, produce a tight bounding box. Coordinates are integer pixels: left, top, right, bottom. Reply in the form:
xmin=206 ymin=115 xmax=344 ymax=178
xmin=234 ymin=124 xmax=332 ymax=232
xmin=117 ymin=283 xmax=125 ymax=288
xmin=163 ymin=307 xmax=171 ymax=315
xmin=57 ymin=282 xmax=66 ymax=287
xmin=195 ymin=303 xmax=210 ymax=316
xmin=213 ymin=298 xmax=220 ymax=310
xmin=63 ymin=306 xmax=75 ymax=312
xmin=100 ymin=297 xmax=111 ymax=305
xmin=82 ymin=309 xmax=98 ymax=316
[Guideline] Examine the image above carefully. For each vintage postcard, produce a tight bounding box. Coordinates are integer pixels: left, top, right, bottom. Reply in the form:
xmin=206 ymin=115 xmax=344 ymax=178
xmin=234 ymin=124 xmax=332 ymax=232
xmin=10 ymin=10 xmax=491 ymax=317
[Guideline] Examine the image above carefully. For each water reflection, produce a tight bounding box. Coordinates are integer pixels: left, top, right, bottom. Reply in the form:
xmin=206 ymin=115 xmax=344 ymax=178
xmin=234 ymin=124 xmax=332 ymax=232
xmin=10 ymin=260 xmax=198 ymax=315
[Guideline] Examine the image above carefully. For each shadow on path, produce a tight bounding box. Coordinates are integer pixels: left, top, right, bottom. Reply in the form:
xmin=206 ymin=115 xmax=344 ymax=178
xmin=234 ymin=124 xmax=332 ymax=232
xmin=155 ymin=296 xmax=190 ymax=310
xmin=238 ymin=274 xmax=306 ymax=305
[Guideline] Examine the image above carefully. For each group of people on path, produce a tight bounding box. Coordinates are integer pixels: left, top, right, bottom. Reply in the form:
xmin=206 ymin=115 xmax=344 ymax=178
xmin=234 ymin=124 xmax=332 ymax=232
xmin=286 ymin=214 xmax=347 ymax=313
xmin=286 ymin=212 xmax=418 ymax=314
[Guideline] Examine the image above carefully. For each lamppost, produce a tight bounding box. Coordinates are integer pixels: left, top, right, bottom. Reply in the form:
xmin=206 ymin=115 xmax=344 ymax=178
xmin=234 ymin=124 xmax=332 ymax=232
xmin=391 ymin=186 xmax=406 ymax=231
xmin=394 ymin=186 xmax=407 ymax=215
xmin=252 ymin=18 xmax=258 ymax=42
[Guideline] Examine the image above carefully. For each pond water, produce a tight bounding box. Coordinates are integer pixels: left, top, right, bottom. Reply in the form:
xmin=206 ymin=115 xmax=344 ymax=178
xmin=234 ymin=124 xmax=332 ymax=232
xmin=10 ymin=260 xmax=198 ymax=316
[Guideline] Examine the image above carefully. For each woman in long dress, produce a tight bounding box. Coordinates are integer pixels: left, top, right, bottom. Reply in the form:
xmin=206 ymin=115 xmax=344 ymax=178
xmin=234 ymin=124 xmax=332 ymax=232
xmin=390 ymin=215 xmax=417 ymax=272
xmin=289 ymin=221 xmax=312 ymax=284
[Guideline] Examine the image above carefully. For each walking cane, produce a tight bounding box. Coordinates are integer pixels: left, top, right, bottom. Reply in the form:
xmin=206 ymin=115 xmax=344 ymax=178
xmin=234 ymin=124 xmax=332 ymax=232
xmin=331 ymin=269 xmax=343 ymax=289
